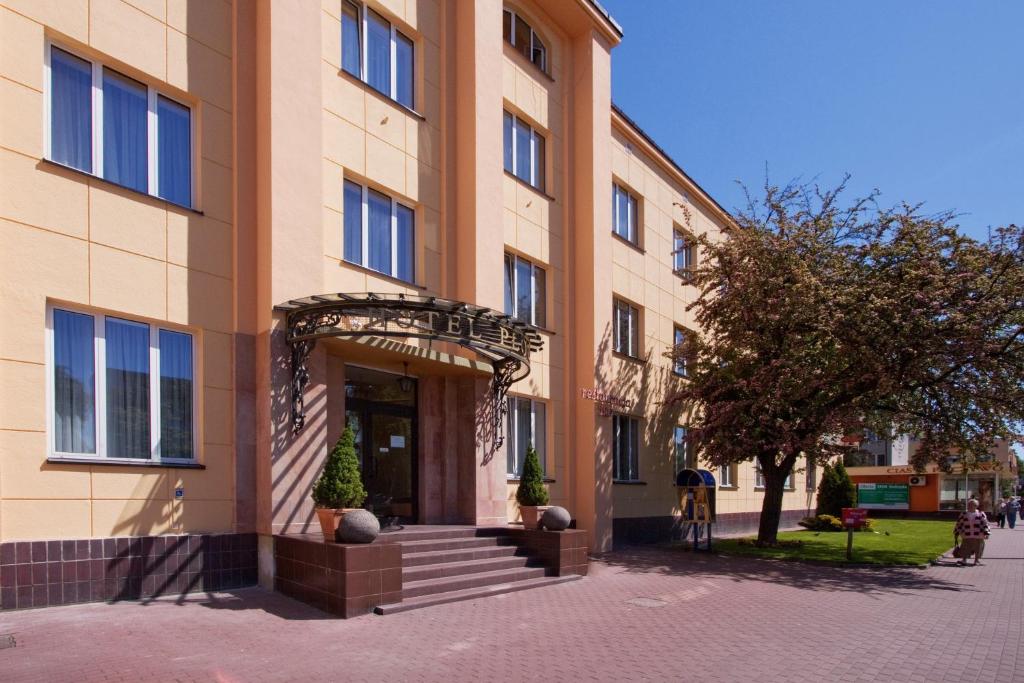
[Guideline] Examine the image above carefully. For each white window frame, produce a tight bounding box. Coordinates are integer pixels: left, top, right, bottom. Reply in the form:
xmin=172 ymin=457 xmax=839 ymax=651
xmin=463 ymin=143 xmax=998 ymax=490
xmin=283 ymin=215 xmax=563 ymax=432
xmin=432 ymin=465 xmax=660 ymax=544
xmin=673 ymin=229 xmax=696 ymax=277
xmin=503 ymin=111 xmax=545 ymax=190
xmin=43 ymin=40 xmax=196 ymax=208
xmin=613 ymin=298 xmax=640 ymax=358
xmin=613 ymin=413 xmax=640 ymax=482
xmin=45 ymin=304 xmax=198 ymax=465
xmin=344 ymin=0 xmax=415 ymax=108
xmin=502 ymin=8 xmax=548 ymax=73
xmin=754 ymin=462 xmax=792 ymax=490
xmin=673 ymin=425 xmax=692 ymax=475
xmin=806 ymin=457 xmax=817 ymax=491
xmin=673 ymin=326 xmax=689 ymax=377
xmin=612 ymin=183 xmax=638 ymax=244
xmin=719 ymin=464 xmax=735 ymax=488
xmin=504 ymin=252 xmax=546 ymax=327
xmin=506 ymin=396 xmax=546 ymax=478
xmin=344 ymin=180 xmax=416 ymax=283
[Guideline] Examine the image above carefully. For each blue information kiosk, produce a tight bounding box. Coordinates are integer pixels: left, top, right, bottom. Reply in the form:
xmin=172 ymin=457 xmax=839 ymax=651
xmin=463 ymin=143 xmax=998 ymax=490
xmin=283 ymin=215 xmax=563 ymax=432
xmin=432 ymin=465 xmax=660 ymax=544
xmin=676 ymin=468 xmax=716 ymax=551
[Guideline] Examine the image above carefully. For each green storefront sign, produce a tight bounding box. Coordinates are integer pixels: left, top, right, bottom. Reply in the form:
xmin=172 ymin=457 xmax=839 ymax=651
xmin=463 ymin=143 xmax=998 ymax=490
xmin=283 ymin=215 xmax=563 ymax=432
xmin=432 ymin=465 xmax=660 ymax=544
xmin=857 ymin=483 xmax=910 ymax=510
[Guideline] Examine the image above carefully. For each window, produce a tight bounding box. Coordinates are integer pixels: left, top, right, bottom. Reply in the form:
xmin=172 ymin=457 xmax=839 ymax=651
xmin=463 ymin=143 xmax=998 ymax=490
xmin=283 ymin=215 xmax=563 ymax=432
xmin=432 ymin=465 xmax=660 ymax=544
xmin=755 ymin=462 xmax=792 ymax=489
xmin=806 ymin=457 xmax=817 ymax=491
xmin=341 ymin=1 xmax=415 ymax=109
xmin=507 ymin=397 xmax=546 ymax=477
xmin=343 ymin=179 xmax=415 ymax=283
xmin=673 ymin=327 xmax=689 ymax=377
xmin=673 ymin=229 xmax=696 ymax=278
xmin=673 ymin=426 xmax=694 ymax=475
xmin=613 ymin=414 xmax=640 ymax=481
xmin=503 ymin=111 xmax=545 ymax=190
xmin=48 ymin=306 xmax=195 ymax=462
xmin=613 ymin=299 xmax=640 ymax=358
xmin=612 ymin=183 xmax=638 ymax=244
xmin=46 ymin=44 xmax=193 ymax=207
xmin=719 ymin=464 xmax=735 ymax=488
xmin=504 ymin=253 xmax=546 ymax=327
xmin=502 ymin=8 xmax=547 ymax=73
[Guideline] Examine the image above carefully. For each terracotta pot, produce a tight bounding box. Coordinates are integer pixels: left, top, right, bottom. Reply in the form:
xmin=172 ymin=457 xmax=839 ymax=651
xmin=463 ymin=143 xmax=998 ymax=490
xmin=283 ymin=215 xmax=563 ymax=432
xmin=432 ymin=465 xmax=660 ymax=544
xmin=520 ymin=505 xmax=551 ymax=530
xmin=315 ymin=508 xmax=361 ymax=541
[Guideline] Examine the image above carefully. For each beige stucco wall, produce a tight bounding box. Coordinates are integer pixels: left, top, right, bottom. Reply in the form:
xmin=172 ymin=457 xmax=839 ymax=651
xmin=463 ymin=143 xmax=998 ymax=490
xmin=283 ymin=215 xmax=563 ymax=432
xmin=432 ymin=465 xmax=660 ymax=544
xmin=605 ymin=119 xmax=818 ymax=524
xmin=0 ymin=0 xmax=236 ymax=540
xmin=0 ymin=0 xmax=813 ymax=550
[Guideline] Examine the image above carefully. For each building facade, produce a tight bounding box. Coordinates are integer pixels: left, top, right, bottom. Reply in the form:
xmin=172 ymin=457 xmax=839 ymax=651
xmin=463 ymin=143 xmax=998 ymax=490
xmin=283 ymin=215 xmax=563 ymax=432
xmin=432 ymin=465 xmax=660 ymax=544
xmin=847 ymin=437 xmax=1018 ymax=514
xmin=0 ymin=0 xmax=818 ymax=611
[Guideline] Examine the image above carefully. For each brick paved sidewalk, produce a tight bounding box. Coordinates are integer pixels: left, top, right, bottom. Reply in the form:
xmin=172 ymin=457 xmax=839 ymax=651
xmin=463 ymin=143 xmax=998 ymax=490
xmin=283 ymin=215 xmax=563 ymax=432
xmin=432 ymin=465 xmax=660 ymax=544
xmin=1 ymin=525 xmax=1022 ymax=682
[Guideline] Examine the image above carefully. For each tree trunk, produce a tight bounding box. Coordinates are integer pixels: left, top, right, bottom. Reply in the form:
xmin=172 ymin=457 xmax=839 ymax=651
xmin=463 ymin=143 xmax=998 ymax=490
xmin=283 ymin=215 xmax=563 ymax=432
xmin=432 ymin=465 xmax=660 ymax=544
xmin=756 ymin=466 xmax=788 ymax=545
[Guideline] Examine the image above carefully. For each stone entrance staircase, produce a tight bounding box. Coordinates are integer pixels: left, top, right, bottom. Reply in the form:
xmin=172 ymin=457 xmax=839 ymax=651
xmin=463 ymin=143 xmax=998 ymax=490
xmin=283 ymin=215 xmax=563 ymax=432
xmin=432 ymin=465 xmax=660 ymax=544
xmin=373 ymin=526 xmax=581 ymax=615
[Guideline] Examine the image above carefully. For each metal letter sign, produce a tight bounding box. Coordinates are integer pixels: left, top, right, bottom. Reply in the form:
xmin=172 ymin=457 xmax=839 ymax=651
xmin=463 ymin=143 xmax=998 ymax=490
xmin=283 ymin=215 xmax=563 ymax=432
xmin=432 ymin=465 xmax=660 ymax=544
xmin=274 ymin=293 xmax=544 ymax=446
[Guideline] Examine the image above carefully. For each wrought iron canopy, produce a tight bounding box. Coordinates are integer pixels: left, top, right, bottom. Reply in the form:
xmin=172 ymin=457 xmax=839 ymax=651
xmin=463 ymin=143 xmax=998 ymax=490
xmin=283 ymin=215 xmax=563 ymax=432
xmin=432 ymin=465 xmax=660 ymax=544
xmin=274 ymin=293 xmax=544 ymax=445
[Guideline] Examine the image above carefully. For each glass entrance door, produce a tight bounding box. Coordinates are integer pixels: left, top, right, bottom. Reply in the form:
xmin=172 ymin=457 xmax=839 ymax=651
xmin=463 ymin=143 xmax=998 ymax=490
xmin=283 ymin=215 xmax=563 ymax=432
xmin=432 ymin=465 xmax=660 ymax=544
xmin=343 ymin=365 xmax=418 ymax=523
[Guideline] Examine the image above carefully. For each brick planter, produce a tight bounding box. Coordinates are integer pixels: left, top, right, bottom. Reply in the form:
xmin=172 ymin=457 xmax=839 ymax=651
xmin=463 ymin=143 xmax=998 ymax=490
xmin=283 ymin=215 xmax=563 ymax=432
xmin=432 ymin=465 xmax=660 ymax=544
xmin=273 ymin=534 xmax=402 ymax=618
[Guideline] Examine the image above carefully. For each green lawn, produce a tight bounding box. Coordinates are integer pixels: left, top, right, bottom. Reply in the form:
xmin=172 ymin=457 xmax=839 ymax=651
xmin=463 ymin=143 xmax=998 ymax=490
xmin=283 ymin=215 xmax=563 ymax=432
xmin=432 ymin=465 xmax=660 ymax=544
xmin=713 ymin=519 xmax=955 ymax=566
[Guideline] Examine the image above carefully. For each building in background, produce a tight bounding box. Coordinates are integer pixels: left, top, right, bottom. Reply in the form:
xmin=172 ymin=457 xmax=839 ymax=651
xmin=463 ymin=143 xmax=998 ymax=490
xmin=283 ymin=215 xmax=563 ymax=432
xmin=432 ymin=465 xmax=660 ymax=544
xmin=846 ymin=436 xmax=1018 ymax=514
xmin=0 ymin=0 xmax=818 ymax=612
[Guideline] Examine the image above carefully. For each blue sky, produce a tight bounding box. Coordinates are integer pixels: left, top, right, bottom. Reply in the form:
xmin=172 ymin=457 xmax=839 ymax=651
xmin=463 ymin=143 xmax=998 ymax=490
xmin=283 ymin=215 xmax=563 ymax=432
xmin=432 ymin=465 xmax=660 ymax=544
xmin=601 ymin=1 xmax=1024 ymax=241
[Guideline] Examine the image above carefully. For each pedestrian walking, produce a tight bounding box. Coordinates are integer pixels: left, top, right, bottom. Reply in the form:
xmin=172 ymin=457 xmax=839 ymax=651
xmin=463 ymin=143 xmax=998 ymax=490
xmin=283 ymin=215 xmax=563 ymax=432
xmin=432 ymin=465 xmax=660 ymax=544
xmin=1007 ymin=496 xmax=1020 ymax=529
xmin=954 ymin=498 xmax=990 ymax=566
xmin=996 ymin=497 xmax=1007 ymax=528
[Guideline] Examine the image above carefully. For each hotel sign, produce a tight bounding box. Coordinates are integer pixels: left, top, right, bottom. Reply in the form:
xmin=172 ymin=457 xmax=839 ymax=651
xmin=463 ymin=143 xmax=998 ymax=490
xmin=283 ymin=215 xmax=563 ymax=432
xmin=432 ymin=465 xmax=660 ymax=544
xmin=579 ymin=388 xmax=632 ymax=416
xmin=275 ymin=293 xmax=544 ymax=440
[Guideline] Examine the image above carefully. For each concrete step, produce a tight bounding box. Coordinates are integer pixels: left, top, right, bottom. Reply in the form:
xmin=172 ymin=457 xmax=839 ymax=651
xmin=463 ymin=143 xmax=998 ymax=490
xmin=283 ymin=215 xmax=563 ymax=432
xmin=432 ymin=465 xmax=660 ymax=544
xmin=395 ymin=536 xmax=515 ymax=554
xmin=402 ymin=544 xmax=521 ymax=567
xmin=402 ymin=566 xmax=549 ymax=599
xmin=402 ymin=555 xmax=534 ymax=582
xmin=374 ymin=575 xmax=581 ymax=615
xmin=376 ymin=527 xmax=482 ymax=543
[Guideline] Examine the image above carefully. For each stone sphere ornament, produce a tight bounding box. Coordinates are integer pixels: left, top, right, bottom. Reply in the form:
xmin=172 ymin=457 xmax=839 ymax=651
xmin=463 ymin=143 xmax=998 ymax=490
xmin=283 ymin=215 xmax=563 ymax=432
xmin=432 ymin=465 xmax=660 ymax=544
xmin=540 ymin=506 xmax=571 ymax=531
xmin=335 ymin=509 xmax=380 ymax=543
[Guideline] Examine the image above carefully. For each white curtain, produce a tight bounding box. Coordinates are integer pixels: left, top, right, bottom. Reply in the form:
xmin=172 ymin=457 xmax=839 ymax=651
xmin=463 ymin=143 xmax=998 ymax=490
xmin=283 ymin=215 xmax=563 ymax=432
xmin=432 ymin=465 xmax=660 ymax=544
xmin=343 ymin=181 xmax=363 ymax=264
xmin=159 ymin=329 xmax=193 ymax=459
xmin=367 ymin=190 xmax=392 ymax=274
xmin=106 ymin=318 xmax=150 ymax=459
xmin=395 ymin=203 xmax=414 ymax=282
xmin=157 ymin=95 xmax=191 ymax=206
xmin=53 ymin=310 xmax=96 ymax=453
xmin=50 ymin=48 xmax=92 ymax=172
xmin=366 ymin=10 xmax=390 ymax=95
xmin=103 ymin=69 xmax=148 ymax=192
xmin=395 ymin=31 xmax=414 ymax=108
xmin=341 ymin=0 xmax=361 ymax=76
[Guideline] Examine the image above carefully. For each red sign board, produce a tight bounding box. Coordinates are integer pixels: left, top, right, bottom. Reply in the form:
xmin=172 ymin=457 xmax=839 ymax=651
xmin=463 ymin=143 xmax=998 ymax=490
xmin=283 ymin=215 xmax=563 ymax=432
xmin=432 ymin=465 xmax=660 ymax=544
xmin=842 ymin=508 xmax=868 ymax=529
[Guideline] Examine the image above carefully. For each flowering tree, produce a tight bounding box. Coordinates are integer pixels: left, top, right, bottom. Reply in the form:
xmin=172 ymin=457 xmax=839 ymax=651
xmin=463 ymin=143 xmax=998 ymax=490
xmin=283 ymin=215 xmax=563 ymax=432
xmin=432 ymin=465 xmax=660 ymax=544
xmin=671 ymin=179 xmax=1024 ymax=544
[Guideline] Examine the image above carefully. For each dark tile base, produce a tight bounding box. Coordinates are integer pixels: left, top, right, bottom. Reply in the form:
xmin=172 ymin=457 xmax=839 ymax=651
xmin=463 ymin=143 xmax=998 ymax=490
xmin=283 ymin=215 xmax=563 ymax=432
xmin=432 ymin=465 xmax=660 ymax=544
xmin=502 ymin=528 xmax=589 ymax=576
xmin=612 ymin=510 xmax=811 ymax=547
xmin=273 ymin=534 xmax=402 ymax=618
xmin=0 ymin=533 xmax=258 ymax=611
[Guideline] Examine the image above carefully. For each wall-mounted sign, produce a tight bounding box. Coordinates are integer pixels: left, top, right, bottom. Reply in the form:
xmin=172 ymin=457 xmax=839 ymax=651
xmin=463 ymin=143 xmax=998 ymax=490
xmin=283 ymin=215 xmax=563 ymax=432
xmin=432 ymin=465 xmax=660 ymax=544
xmin=858 ymin=483 xmax=909 ymax=509
xmin=174 ymin=487 xmax=184 ymax=499
xmin=579 ymin=387 xmax=632 ymax=416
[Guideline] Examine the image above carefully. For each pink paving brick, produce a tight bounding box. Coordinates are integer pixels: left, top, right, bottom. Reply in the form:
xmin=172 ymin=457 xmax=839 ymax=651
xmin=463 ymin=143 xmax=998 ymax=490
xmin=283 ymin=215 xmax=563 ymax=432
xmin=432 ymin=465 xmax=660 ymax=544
xmin=1 ymin=527 xmax=1022 ymax=682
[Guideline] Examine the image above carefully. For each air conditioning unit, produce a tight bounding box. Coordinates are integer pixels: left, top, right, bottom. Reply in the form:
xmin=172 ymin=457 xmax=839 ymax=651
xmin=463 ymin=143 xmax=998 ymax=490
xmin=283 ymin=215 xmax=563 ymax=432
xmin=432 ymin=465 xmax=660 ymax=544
xmin=909 ymin=475 xmax=927 ymax=487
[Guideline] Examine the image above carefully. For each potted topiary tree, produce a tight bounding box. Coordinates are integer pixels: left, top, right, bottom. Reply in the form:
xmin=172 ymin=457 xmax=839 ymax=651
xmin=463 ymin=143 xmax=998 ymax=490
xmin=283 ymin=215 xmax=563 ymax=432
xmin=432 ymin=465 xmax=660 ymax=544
xmin=311 ymin=426 xmax=367 ymax=541
xmin=516 ymin=443 xmax=550 ymax=530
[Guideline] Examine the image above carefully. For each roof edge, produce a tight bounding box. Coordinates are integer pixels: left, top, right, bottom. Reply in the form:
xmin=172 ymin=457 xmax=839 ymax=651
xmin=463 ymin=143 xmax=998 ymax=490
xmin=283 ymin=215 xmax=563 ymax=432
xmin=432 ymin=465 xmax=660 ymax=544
xmin=584 ymin=0 xmax=624 ymax=38
xmin=611 ymin=103 xmax=735 ymax=229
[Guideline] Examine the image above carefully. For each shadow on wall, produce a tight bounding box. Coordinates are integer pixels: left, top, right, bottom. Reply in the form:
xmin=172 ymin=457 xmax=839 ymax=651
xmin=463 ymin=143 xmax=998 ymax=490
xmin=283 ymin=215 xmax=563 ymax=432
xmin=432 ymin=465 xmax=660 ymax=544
xmin=592 ymin=320 xmax=697 ymax=529
xmin=595 ymin=547 xmax=975 ymax=597
xmin=269 ymin=331 xmax=328 ymax=534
